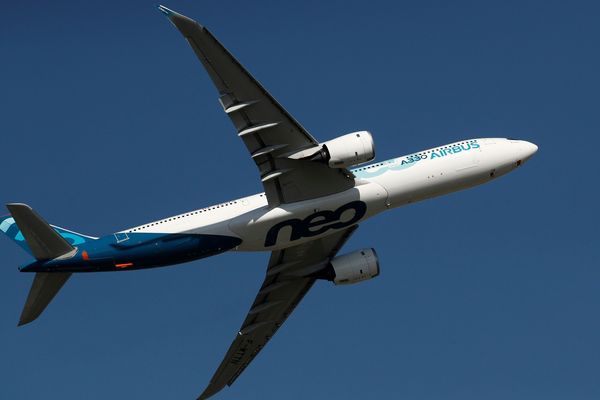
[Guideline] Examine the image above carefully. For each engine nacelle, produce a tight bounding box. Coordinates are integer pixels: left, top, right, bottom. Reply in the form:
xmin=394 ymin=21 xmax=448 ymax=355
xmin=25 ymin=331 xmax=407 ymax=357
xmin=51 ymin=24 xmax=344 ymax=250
xmin=320 ymin=131 xmax=375 ymax=168
xmin=330 ymin=248 xmax=380 ymax=285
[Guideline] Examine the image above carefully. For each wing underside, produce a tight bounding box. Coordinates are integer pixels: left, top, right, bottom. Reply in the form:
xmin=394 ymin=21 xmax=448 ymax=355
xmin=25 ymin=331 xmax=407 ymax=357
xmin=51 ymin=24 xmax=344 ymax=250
xmin=199 ymin=226 xmax=357 ymax=399
xmin=159 ymin=6 xmax=355 ymax=206
xmin=157 ymin=6 xmax=363 ymax=398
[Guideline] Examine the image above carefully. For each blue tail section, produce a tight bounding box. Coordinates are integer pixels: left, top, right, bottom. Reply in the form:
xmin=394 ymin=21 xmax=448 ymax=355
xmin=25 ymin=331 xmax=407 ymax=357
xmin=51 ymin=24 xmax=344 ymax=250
xmin=0 ymin=214 xmax=97 ymax=256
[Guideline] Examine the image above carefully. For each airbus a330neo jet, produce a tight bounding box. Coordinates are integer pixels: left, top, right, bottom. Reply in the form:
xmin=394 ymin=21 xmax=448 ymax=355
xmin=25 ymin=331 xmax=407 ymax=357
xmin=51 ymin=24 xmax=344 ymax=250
xmin=1 ymin=6 xmax=538 ymax=399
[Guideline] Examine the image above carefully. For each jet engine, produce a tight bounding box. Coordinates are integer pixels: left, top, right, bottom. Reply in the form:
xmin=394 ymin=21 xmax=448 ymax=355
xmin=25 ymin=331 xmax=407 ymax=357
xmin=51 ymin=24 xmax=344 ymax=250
xmin=328 ymin=248 xmax=380 ymax=285
xmin=314 ymin=131 xmax=375 ymax=168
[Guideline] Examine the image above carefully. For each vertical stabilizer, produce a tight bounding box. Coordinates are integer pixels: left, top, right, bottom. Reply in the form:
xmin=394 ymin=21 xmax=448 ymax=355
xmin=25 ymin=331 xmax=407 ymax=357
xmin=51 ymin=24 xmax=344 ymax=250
xmin=6 ymin=203 xmax=74 ymax=260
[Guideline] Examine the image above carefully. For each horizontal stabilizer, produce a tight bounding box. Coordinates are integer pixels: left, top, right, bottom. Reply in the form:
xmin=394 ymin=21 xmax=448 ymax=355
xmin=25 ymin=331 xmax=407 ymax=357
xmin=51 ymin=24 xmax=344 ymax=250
xmin=19 ymin=272 xmax=71 ymax=326
xmin=6 ymin=203 xmax=74 ymax=260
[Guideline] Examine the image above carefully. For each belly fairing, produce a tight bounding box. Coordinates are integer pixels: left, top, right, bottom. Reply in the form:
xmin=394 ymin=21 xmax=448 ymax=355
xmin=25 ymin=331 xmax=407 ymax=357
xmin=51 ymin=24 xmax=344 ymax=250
xmin=228 ymin=182 xmax=389 ymax=251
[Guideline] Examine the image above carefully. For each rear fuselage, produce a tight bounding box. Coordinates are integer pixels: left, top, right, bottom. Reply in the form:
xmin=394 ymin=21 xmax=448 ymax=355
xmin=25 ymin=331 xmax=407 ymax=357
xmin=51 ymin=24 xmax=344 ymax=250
xmin=21 ymin=138 xmax=537 ymax=273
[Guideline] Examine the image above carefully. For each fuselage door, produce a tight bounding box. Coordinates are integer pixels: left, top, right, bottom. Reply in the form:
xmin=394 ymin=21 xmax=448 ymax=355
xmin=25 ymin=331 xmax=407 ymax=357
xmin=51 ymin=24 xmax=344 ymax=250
xmin=114 ymin=232 xmax=129 ymax=243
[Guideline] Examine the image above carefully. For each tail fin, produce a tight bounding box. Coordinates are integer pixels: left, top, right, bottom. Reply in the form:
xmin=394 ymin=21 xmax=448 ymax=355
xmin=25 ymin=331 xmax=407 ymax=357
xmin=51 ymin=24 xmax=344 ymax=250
xmin=5 ymin=203 xmax=74 ymax=260
xmin=1 ymin=203 xmax=88 ymax=326
xmin=0 ymin=205 xmax=96 ymax=257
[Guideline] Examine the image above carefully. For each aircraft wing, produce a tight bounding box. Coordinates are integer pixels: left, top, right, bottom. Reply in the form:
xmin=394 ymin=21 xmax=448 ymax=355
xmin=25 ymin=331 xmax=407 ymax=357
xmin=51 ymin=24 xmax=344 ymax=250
xmin=159 ymin=6 xmax=355 ymax=206
xmin=198 ymin=226 xmax=358 ymax=399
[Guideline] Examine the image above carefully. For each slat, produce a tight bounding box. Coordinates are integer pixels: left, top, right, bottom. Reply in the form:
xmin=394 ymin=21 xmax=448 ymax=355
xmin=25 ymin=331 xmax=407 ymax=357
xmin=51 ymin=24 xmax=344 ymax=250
xmin=238 ymin=122 xmax=279 ymax=137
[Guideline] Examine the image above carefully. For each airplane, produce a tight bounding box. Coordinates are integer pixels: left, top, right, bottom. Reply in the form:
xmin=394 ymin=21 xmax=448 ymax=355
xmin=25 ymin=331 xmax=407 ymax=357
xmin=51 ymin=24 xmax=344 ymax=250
xmin=0 ymin=5 xmax=538 ymax=399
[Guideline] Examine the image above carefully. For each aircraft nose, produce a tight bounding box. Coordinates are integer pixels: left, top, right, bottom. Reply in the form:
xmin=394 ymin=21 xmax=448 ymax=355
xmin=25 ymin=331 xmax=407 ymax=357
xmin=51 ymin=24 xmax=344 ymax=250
xmin=521 ymin=141 xmax=538 ymax=160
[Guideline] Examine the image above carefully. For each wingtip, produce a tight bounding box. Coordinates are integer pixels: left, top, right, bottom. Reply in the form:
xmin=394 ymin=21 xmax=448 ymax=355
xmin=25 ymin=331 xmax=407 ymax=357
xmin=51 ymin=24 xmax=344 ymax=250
xmin=157 ymin=4 xmax=203 ymax=31
xmin=157 ymin=4 xmax=174 ymax=17
xmin=157 ymin=4 xmax=187 ymax=21
xmin=18 ymin=309 xmax=36 ymax=326
xmin=197 ymin=384 xmax=224 ymax=400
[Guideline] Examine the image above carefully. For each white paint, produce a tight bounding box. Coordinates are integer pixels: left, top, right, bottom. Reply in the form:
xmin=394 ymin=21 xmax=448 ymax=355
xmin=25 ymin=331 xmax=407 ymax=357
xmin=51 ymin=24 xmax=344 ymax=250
xmin=120 ymin=138 xmax=537 ymax=251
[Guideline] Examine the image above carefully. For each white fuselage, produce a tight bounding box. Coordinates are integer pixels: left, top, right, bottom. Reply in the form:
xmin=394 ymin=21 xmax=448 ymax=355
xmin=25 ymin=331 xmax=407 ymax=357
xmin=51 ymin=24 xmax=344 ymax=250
xmin=122 ymin=138 xmax=537 ymax=251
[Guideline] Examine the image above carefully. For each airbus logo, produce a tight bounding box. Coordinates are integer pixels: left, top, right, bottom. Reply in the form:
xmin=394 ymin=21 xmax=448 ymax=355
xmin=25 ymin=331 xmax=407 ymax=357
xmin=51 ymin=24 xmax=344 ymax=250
xmin=264 ymin=201 xmax=367 ymax=247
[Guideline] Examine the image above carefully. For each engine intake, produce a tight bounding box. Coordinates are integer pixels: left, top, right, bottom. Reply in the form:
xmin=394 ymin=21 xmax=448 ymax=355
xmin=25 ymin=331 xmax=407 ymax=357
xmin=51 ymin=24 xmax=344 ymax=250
xmin=328 ymin=248 xmax=380 ymax=285
xmin=318 ymin=131 xmax=375 ymax=168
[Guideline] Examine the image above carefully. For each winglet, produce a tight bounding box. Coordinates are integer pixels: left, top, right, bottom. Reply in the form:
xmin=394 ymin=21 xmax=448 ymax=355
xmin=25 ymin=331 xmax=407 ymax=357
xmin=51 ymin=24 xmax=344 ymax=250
xmin=157 ymin=4 xmax=175 ymax=17
xmin=157 ymin=5 xmax=204 ymax=33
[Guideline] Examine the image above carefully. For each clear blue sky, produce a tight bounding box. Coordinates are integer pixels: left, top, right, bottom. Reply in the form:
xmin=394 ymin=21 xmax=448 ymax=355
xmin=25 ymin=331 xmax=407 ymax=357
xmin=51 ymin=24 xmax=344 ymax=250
xmin=1 ymin=1 xmax=598 ymax=399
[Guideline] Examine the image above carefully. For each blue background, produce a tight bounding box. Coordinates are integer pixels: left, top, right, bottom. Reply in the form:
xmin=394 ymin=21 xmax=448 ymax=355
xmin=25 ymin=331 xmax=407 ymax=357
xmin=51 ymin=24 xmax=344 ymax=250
xmin=1 ymin=1 xmax=598 ymax=398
